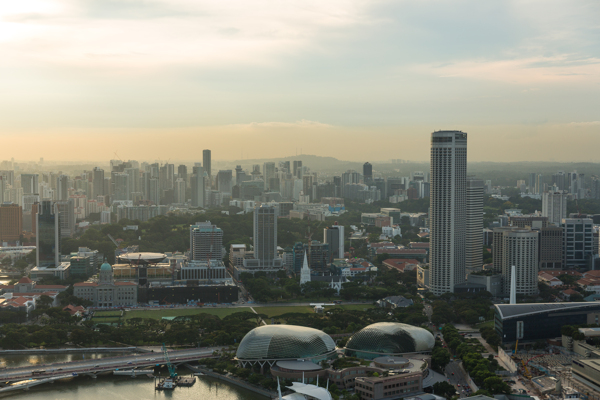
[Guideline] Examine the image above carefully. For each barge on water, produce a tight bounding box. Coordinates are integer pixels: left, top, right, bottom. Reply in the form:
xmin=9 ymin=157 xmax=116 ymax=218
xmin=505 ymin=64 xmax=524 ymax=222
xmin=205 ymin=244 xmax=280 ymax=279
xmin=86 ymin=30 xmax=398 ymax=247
xmin=155 ymin=376 xmax=196 ymax=390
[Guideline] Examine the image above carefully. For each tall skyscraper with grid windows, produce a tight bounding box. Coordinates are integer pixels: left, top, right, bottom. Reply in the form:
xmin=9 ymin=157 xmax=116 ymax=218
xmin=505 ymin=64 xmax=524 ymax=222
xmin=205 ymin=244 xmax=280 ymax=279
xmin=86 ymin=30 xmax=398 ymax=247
xmin=429 ymin=131 xmax=467 ymax=295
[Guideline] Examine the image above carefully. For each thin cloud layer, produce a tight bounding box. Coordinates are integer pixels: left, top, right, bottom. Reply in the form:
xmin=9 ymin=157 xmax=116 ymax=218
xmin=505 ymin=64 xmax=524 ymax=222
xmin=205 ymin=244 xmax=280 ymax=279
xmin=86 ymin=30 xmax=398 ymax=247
xmin=0 ymin=0 xmax=599 ymax=162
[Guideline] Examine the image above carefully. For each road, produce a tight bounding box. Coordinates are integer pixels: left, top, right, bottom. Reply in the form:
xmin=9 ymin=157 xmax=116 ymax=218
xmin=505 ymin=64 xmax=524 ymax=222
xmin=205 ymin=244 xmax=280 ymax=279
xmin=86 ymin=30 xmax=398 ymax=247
xmin=445 ymin=361 xmax=470 ymax=398
xmin=0 ymin=347 xmax=222 ymax=382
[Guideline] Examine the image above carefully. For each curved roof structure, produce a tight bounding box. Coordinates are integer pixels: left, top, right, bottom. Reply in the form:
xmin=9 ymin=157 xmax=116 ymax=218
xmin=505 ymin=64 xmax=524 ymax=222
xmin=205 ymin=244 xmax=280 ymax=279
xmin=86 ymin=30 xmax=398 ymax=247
xmin=282 ymin=382 xmax=333 ymax=400
xmin=100 ymin=262 xmax=112 ymax=271
xmin=236 ymin=325 xmax=336 ymax=361
xmin=116 ymin=252 xmax=167 ymax=265
xmin=345 ymin=322 xmax=434 ymax=358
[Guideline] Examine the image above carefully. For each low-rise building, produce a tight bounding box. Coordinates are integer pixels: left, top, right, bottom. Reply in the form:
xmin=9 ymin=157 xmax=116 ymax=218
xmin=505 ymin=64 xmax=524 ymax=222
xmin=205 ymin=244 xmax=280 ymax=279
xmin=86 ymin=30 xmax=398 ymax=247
xmin=361 ymin=213 xmax=391 ymax=227
xmin=377 ymin=295 xmax=414 ymax=309
xmin=229 ymin=244 xmax=247 ymax=267
xmin=417 ymin=265 xmax=430 ymax=288
xmin=355 ymin=371 xmax=422 ymax=400
xmin=0 ymin=277 xmax=67 ymax=294
xmin=538 ymin=272 xmax=563 ymax=286
xmin=383 ymin=258 xmax=420 ymax=272
xmin=30 ymin=262 xmax=71 ymax=281
xmin=73 ymin=262 xmax=137 ymax=307
xmin=376 ymin=248 xmax=427 ymax=262
xmin=577 ymin=278 xmax=600 ymax=294
xmin=467 ymin=272 xmax=503 ymax=297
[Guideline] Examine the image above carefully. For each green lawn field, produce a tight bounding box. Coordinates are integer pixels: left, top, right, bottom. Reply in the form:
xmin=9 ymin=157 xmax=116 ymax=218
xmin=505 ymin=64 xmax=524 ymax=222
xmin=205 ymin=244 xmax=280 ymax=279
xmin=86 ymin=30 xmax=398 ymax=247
xmin=122 ymin=304 xmax=376 ymax=321
xmin=93 ymin=312 xmax=122 ymax=317
xmin=123 ymin=307 xmax=246 ymax=320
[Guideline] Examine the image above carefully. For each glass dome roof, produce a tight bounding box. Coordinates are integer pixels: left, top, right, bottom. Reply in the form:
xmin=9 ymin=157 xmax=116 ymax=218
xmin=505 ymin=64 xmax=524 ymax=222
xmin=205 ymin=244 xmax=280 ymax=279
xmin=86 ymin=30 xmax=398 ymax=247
xmin=236 ymin=325 xmax=336 ymax=360
xmin=345 ymin=322 xmax=434 ymax=357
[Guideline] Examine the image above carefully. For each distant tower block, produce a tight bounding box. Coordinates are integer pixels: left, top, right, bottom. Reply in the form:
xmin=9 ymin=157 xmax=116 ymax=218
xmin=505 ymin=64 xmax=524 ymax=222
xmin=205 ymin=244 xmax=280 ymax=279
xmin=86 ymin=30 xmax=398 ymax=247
xmin=510 ymin=265 xmax=516 ymax=305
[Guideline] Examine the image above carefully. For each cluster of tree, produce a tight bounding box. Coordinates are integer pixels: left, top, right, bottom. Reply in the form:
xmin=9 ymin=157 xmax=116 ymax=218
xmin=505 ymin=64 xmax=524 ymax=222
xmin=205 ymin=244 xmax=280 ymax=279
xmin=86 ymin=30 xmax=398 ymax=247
xmin=0 ymin=251 xmax=35 ymax=273
xmin=561 ymin=325 xmax=587 ymax=340
xmin=442 ymin=325 xmax=510 ymax=395
xmin=479 ymin=326 xmax=501 ymax=349
xmin=430 ymin=339 xmax=451 ymax=371
xmin=433 ymin=381 xmax=457 ymax=399
xmin=0 ymin=310 xmax=75 ymax=349
xmin=430 ymin=294 xmax=493 ymax=326
xmin=242 ymin=266 xmax=420 ymax=304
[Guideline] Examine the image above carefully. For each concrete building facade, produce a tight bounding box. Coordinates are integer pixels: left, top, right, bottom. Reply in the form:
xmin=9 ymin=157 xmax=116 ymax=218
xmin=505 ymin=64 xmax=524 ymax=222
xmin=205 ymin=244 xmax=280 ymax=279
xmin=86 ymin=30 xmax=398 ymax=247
xmin=466 ymin=177 xmax=484 ymax=271
xmin=429 ymin=130 xmax=467 ymax=295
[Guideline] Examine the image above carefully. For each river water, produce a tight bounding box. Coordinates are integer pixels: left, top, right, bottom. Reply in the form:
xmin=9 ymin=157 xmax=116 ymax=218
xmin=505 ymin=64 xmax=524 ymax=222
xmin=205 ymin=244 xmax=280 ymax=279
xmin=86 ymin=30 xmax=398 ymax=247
xmin=0 ymin=354 xmax=267 ymax=400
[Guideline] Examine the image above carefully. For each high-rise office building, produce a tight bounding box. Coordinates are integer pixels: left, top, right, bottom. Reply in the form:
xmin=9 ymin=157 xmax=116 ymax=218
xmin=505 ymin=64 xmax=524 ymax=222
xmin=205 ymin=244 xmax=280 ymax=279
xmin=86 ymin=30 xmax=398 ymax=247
xmin=175 ymin=178 xmax=186 ymax=204
xmin=592 ymin=177 xmax=600 ymax=200
xmin=56 ymin=174 xmax=69 ymax=201
xmin=552 ymin=171 xmax=566 ymax=191
xmin=539 ymin=226 xmax=563 ymax=269
xmin=203 ymin=150 xmax=212 ymax=181
xmin=124 ymin=168 xmax=139 ymax=198
xmin=0 ymin=175 xmax=5 ymax=203
xmin=21 ymin=174 xmax=39 ymax=195
xmin=93 ymin=167 xmax=105 ymax=197
xmin=190 ymin=221 xmax=223 ymax=262
xmin=56 ymin=199 xmax=75 ymax=238
xmin=190 ymin=166 xmax=205 ymax=208
xmin=535 ymin=174 xmax=543 ymax=195
xmin=466 ymin=177 xmax=484 ymax=271
xmin=148 ymin=178 xmax=160 ymax=205
xmin=542 ymin=190 xmax=568 ymax=226
xmin=528 ymin=173 xmax=536 ymax=193
xmin=0 ymin=170 xmax=15 ymax=187
xmin=216 ymin=170 xmax=233 ymax=199
xmin=302 ymin=175 xmax=313 ymax=202
xmin=562 ymin=218 xmax=594 ymax=269
xmin=324 ymin=224 xmax=345 ymax=262
xmin=112 ymin=173 xmax=129 ymax=201
xmin=293 ymin=160 xmax=303 ymax=179
xmin=263 ymin=162 xmax=276 ymax=191
xmin=36 ymin=200 xmax=60 ymax=268
xmin=177 ymin=165 xmax=188 ymax=184
xmin=0 ymin=203 xmax=22 ymax=242
xmin=253 ymin=205 xmax=279 ymax=267
xmin=341 ymin=170 xmax=361 ymax=198
xmin=363 ymin=162 xmax=373 ymax=184
xmin=501 ymin=228 xmax=539 ymax=296
xmin=429 ymin=130 xmax=467 ymax=295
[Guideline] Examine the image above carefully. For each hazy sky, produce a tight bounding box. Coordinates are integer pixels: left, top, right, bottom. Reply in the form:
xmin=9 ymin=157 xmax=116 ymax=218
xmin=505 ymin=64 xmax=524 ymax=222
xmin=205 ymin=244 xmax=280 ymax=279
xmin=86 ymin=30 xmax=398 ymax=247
xmin=1 ymin=0 xmax=599 ymax=162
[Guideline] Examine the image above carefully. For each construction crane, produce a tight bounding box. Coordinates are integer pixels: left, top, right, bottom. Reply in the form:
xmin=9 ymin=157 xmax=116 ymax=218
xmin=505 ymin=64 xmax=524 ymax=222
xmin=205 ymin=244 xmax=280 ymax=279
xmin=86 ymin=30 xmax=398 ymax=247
xmin=162 ymin=343 xmax=177 ymax=379
xmin=521 ymin=359 xmax=532 ymax=379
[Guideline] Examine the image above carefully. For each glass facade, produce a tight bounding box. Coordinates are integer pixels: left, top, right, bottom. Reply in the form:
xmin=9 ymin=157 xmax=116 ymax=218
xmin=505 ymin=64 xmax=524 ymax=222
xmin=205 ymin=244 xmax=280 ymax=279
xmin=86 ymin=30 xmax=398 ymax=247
xmin=36 ymin=201 xmax=60 ymax=268
xmin=236 ymin=325 xmax=336 ymax=361
xmin=345 ymin=323 xmax=435 ymax=360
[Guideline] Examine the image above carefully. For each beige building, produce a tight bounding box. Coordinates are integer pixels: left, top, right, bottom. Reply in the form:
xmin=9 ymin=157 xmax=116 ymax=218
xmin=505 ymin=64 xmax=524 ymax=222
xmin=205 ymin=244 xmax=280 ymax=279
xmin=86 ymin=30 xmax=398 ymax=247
xmin=74 ymin=262 xmax=137 ymax=307
xmin=0 ymin=203 xmax=22 ymax=242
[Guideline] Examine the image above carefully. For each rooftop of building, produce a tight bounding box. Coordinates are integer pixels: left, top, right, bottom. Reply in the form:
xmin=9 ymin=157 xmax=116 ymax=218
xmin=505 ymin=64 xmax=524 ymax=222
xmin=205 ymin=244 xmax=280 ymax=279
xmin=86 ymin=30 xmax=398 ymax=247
xmin=495 ymin=302 xmax=600 ymax=319
xmin=377 ymin=248 xmax=426 ymax=254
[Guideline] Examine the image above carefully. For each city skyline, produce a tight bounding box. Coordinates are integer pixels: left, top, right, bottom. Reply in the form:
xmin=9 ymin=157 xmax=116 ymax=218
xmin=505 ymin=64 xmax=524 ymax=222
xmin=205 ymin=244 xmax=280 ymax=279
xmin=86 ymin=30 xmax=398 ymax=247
xmin=1 ymin=1 xmax=599 ymax=162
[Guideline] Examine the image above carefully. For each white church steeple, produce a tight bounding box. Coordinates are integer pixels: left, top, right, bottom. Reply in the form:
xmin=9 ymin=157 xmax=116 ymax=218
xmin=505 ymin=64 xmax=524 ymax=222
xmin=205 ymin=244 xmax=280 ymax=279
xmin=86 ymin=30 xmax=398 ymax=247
xmin=300 ymin=252 xmax=311 ymax=285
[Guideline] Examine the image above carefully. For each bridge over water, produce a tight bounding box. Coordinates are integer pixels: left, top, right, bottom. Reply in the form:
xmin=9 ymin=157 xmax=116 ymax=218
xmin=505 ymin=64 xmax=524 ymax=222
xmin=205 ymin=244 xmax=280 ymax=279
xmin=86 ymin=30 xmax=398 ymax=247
xmin=0 ymin=348 xmax=218 ymax=388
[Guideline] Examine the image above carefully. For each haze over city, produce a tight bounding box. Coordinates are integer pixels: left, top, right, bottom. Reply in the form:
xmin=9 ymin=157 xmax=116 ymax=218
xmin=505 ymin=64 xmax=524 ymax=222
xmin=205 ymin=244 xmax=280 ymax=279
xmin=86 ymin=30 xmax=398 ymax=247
xmin=1 ymin=0 xmax=599 ymax=162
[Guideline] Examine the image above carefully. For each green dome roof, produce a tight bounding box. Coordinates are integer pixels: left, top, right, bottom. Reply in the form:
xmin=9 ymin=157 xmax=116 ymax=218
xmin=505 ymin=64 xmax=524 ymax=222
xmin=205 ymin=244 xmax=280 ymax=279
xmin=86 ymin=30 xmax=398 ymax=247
xmin=100 ymin=262 xmax=112 ymax=271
